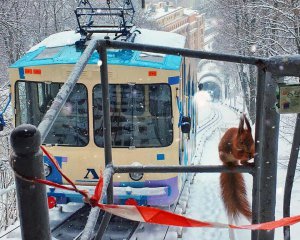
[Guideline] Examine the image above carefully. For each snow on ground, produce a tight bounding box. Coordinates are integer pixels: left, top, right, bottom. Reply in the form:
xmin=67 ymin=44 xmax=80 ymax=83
xmin=183 ymin=102 xmax=251 ymax=240
xmin=1 ymin=96 xmax=299 ymax=240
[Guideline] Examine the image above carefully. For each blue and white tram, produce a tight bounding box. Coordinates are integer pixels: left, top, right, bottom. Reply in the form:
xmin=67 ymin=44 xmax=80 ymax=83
xmin=9 ymin=29 xmax=198 ymax=206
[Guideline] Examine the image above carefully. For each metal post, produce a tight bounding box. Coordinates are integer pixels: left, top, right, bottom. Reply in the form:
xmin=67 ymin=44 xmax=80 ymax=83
xmin=94 ymin=167 xmax=115 ymax=240
xmin=256 ymin=72 xmax=280 ymax=240
xmin=93 ymin=45 xmax=113 ymax=240
xmin=251 ymin=68 xmax=266 ymax=240
xmin=283 ymin=113 xmax=300 ymax=240
xmin=98 ymin=44 xmax=114 ymax=205
xmin=80 ymin=166 xmax=114 ymax=240
xmin=10 ymin=124 xmax=51 ymax=240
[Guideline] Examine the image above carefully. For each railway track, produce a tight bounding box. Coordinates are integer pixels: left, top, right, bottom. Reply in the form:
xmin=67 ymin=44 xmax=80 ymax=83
xmin=197 ymin=105 xmax=222 ymax=134
xmin=0 ymin=204 xmax=138 ymax=240
xmin=51 ymin=205 xmax=139 ymax=240
xmin=194 ymin=104 xmax=223 ymax=165
xmin=57 ymin=107 xmax=223 ymax=239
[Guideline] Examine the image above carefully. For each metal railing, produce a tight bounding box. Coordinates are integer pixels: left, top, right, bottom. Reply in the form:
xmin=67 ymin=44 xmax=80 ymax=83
xmin=9 ymin=39 xmax=300 ymax=240
xmin=0 ymin=122 xmax=17 ymax=232
xmin=0 ymin=163 xmax=17 ymax=233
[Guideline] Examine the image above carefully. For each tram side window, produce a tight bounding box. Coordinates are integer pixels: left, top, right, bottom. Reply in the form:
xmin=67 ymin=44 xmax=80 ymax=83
xmin=149 ymin=85 xmax=171 ymax=117
xmin=15 ymin=81 xmax=89 ymax=146
xmin=93 ymin=84 xmax=173 ymax=148
xmin=121 ymin=85 xmax=145 ymax=116
xmin=149 ymin=84 xmax=173 ymax=146
xmin=34 ymin=47 xmax=63 ymax=60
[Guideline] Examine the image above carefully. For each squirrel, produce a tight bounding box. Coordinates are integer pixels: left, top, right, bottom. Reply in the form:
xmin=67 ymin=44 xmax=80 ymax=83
xmin=218 ymin=114 xmax=255 ymax=221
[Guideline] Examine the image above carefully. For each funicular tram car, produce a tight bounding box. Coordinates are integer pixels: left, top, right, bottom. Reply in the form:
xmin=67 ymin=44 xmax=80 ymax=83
xmin=8 ymin=29 xmax=198 ymax=206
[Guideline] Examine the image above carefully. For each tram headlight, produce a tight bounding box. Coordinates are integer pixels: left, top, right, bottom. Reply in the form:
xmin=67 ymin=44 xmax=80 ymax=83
xmin=129 ymin=162 xmax=143 ymax=181
xmin=44 ymin=163 xmax=52 ymax=177
xmin=129 ymin=172 xmax=144 ymax=181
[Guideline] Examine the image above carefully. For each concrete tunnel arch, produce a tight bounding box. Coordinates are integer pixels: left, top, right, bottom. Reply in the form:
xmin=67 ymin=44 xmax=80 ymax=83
xmin=198 ymin=73 xmax=224 ymax=101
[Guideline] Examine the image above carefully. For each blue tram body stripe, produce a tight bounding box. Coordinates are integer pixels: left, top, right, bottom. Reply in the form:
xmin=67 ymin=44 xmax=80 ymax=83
xmin=10 ymin=45 xmax=182 ymax=71
xmin=48 ymin=176 xmax=178 ymax=206
xmin=157 ymin=154 xmax=165 ymax=161
xmin=168 ymin=76 xmax=180 ymax=85
xmin=184 ymin=144 xmax=189 ymax=166
xmin=18 ymin=67 xmax=25 ymax=79
xmin=43 ymin=156 xmax=64 ymax=184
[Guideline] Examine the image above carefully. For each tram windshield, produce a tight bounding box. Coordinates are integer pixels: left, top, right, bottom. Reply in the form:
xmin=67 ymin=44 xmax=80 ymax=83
xmin=15 ymin=81 xmax=89 ymax=146
xmin=93 ymin=84 xmax=173 ymax=148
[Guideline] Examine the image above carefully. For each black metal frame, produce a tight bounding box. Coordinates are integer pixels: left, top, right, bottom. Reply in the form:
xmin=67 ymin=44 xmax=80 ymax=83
xmin=10 ymin=39 xmax=300 ymax=240
xmin=75 ymin=0 xmax=135 ymax=43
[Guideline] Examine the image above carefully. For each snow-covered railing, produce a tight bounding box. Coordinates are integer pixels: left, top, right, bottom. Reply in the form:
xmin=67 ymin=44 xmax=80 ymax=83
xmin=0 ymin=84 xmax=17 ymax=232
xmin=0 ymin=163 xmax=17 ymax=232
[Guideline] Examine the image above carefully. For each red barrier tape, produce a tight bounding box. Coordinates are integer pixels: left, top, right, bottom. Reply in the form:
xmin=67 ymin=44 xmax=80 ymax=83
xmin=39 ymin=146 xmax=300 ymax=231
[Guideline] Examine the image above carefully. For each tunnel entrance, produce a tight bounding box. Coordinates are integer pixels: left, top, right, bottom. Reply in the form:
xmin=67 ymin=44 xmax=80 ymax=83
xmin=198 ymin=81 xmax=221 ymax=102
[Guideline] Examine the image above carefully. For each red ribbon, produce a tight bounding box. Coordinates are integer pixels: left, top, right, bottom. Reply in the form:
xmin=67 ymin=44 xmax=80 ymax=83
xmin=39 ymin=146 xmax=300 ymax=231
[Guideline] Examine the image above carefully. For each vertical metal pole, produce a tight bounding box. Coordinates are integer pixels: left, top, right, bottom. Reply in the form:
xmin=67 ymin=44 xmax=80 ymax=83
xmin=251 ymin=68 xmax=266 ymax=240
xmin=256 ymin=72 xmax=280 ymax=240
xmin=283 ymin=113 xmax=300 ymax=240
xmin=94 ymin=45 xmax=113 ymax=240
xmin=10 ymin=124 xmax=51 ymax=240
xmin=99 ymin=45 xmax=114 ymax=203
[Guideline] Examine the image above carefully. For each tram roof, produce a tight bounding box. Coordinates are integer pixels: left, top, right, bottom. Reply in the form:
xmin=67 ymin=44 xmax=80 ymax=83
xmin=10 ymin=29 xmax=186 ymax=70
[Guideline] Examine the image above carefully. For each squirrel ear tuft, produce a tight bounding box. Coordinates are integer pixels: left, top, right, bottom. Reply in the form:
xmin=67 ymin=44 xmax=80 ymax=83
xmin=244 ymin=115 xmax=252 ymax=132
xmin=238 ymin=114 xmax=245 ymax=135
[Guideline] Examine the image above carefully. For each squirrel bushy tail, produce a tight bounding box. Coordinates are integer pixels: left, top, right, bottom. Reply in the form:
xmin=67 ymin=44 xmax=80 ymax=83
xmin=220 ymin=167 xmax=252 ymax=220
xmin=218 ymin=114 xmax=254 ymax=220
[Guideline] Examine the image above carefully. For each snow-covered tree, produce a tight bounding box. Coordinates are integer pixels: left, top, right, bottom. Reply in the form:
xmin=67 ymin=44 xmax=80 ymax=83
xmin=202 ymin=0 xmax=300 ymax=122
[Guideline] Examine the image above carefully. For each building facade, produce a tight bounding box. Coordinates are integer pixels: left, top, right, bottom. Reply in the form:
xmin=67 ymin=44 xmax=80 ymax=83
xmin=147 ymin=1 xmax=205 ymax=84
xmin=148 ymin=2 xmax=205 ymax=51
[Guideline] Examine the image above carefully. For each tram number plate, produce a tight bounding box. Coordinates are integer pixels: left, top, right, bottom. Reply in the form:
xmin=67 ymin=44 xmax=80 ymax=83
xmin=278 ymin=84 xmax=300 ymax=114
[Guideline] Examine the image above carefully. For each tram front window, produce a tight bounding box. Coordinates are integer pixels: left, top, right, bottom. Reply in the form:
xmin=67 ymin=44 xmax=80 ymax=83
xmin=15 ymin=81 xmax=89 ymax=146
xmin=93 ymin=84 xmax=173 ymax=148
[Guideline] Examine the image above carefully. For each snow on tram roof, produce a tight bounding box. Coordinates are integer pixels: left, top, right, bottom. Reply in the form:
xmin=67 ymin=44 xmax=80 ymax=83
xmin=28 ymin=31 xmax=80 ymax=52
xmin=28 ymin=29 xmax=186 ymax=52
xmin=134 ymin=29 xmax=186 ymax=48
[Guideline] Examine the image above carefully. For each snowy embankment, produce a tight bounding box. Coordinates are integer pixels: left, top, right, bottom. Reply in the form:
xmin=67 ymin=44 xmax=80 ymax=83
xmin=0 ymin=86 xmax=17 ymax=236
xmin=182 ymin=99 xmax=300 ymax=240
xmin=183 ymin=102 xmax=244 ymax=240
